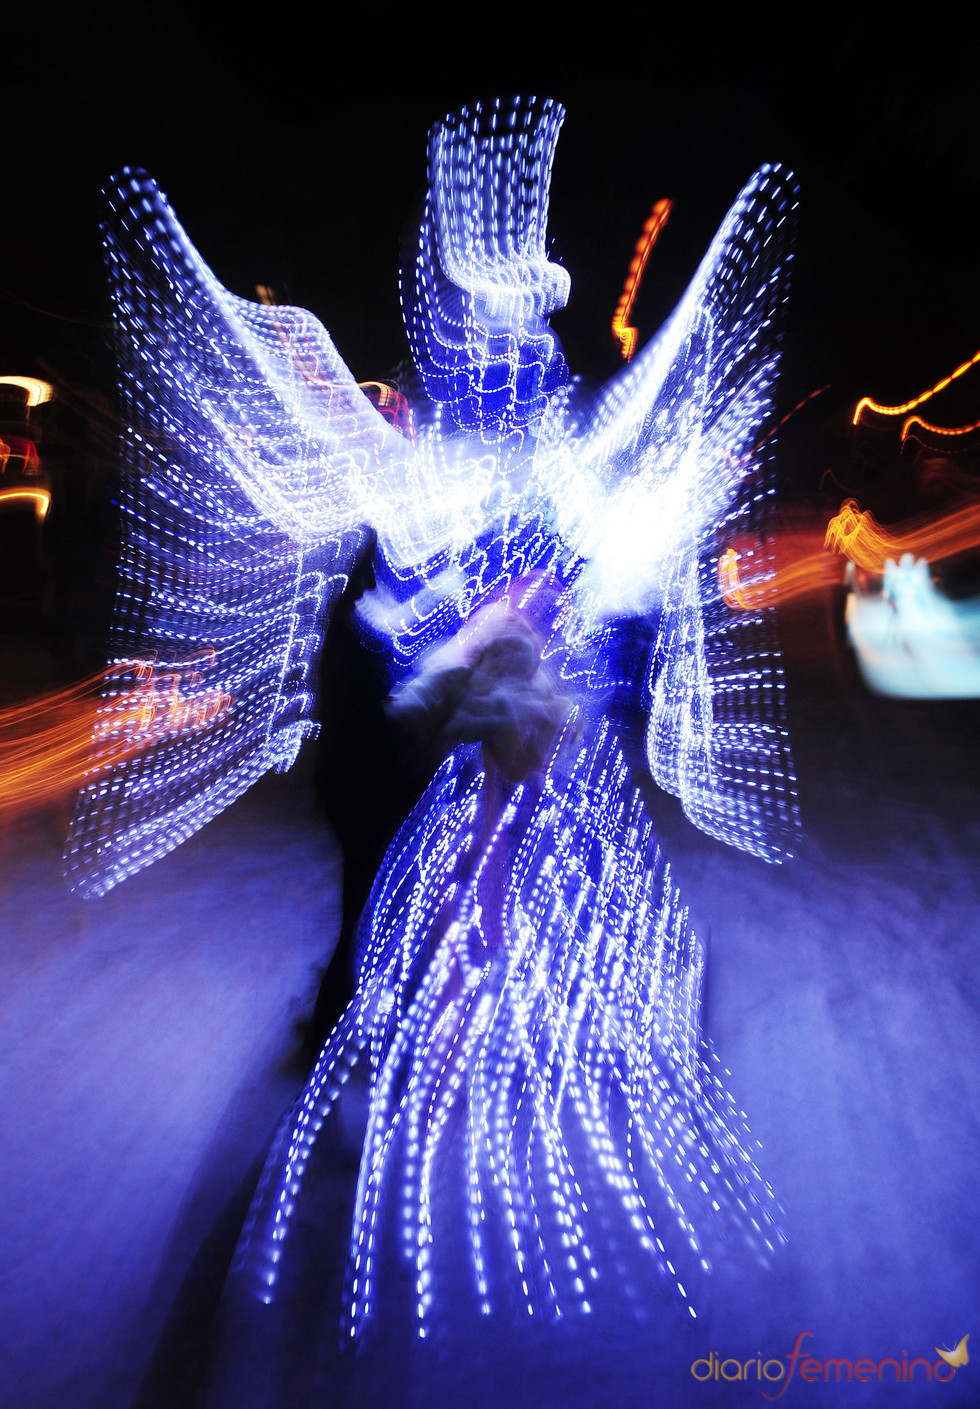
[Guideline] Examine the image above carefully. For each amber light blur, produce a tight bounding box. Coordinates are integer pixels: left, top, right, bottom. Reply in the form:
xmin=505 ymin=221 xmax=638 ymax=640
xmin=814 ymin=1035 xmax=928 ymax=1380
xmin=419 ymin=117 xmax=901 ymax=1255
xmin=359 ymin=380 xmax=414 ymax=438
xmin=853 ymin=346 xmax=980 ymax=425
xmin=718 ymin=541 xmax=843 ymax=611
xmin=720 ymin=492 xmax=980 ymax=613
xmin=0 ymin=661 xmax=231 ymax=818
xmin=0 ymin=436 xmax=40 ymax=475
xmin=0 ymin=486 xmax=51 ymax=519
xmin=0 ymin=376 xmax=53 ymax=408
xmin=825 ymin=497 xmax=980 ymax=571
xmin=612 ymin=199 xmax=672 ymax=361
xmin=901 ymin=413 xmax=980 ymax=447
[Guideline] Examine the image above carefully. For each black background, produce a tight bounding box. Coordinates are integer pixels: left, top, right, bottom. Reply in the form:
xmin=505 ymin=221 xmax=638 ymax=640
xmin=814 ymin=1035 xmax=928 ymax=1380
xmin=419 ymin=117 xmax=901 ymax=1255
xmin=4 ymin=10 xmax=979 ymax=463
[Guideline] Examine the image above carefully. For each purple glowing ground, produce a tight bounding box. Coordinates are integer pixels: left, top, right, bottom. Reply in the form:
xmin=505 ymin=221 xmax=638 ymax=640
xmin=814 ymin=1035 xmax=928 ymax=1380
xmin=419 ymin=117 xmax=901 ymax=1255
xmin=1 ymin=610 xmax=978 ymax=1408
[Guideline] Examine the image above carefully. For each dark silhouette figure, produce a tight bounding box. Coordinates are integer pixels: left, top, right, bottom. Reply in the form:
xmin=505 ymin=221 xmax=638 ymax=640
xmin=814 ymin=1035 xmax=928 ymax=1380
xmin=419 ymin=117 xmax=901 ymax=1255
xmin=307 ymin=533 xmax=419 ymax=1056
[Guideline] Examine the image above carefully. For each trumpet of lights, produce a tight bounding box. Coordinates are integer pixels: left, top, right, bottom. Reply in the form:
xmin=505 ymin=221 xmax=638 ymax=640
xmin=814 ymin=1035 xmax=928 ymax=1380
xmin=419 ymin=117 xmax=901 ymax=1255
xmin=67 ymin=96 xmax=799 ymax=1332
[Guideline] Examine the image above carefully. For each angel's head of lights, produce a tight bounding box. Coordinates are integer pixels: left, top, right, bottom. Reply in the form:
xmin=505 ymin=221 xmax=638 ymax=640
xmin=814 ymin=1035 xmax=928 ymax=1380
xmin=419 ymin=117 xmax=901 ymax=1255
xmin=402 ymin=96 xmax=570 ymax=440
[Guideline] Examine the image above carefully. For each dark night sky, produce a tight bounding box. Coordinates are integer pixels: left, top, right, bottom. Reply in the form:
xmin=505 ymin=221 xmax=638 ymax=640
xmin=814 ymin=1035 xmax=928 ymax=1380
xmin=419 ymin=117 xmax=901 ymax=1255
xmin=4 ymin=11 xmax=979 ymax=441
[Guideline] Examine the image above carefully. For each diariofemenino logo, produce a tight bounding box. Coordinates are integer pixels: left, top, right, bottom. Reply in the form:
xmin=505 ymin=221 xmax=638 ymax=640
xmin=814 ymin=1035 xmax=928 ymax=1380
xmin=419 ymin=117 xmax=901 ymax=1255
xmin=690 ymin=1331 xmax=969 ymax=1396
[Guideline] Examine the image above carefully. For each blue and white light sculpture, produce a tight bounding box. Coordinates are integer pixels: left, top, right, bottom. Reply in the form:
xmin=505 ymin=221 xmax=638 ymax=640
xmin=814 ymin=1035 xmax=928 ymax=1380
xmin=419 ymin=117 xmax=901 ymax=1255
xmin=67 ymin=97 xmax=799 ymax=1332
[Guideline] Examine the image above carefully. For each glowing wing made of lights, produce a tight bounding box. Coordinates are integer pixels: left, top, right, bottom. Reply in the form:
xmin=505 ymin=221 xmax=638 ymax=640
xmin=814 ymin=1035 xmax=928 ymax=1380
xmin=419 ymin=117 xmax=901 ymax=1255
xmin=565 ymin=164 xmax=801 ymax=863
xmin=65 ymin=169 xmax=414 ymax=898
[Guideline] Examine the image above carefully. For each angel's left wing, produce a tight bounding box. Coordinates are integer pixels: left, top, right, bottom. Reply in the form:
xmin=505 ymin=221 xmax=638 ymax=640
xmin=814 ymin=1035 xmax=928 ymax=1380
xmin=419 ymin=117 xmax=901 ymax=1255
xmin=65 ymin=170 xmax=412 ymax=898
xmin=565 ymin=165 xmax=800 ymax=863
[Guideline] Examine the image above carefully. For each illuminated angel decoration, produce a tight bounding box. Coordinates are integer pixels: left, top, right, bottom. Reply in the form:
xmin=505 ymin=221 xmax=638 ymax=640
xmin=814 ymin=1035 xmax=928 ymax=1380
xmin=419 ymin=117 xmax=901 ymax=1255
xmin=66 ymin=97 xmax=799 ymax=1343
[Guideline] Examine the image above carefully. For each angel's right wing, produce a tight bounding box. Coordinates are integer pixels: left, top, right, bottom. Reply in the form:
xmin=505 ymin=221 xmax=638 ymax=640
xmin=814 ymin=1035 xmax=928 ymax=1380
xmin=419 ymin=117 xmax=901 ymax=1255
xmin=566 ymin=165 xmax=800 ymax=863
xmin=65 ymin=170 xmax=413 ymax=898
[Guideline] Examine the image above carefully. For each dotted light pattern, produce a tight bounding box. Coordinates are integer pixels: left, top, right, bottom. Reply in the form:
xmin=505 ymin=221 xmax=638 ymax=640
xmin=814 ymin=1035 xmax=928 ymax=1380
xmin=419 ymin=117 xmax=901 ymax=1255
xmin=612 ymin=198 xmax=673 ymax=362
xmin=66 ymin=97 xmax=800 ymax=1332
xmin=64 ymin=168 xmax=411 ymax=897
xmin=67 ymin=105 xmax=797 ymax=896
xmin=562 ymin=162 xmax=800 ymax=863
xmin=402 ymin=97 xmax=570 ymax=439
xmin=852 ymin=342 xmax=980 ymax=425
xmin=243 ymin=718 xmax=783 ymax=1334
xmin=383 ymin=137 xmax=800 ymax=865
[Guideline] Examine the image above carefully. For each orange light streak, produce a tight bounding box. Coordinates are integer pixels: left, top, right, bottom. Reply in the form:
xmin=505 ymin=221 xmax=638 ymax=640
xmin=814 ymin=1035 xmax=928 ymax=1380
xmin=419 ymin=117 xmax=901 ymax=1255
xmin=0 ymin=435 xmax=40 ymax=475
xmin=0 ymin=660 xmax=231 ymax=818
xmin=852 ymin=345 xmax=980 ymax=425
xmin=0 ymin=487 xmax=51 ymax=519
xmin=752 ymin=384 xmax=830 ymax=455
xmin=0 ymin=375 xmax=53 ymax=407
xmin=722 ymin=493 xmax=980 ymax=613
xmin=901 ymin=412 xmax=980 ymax=445
xmin=612 ymin=199 xmax=672 ymax=361
xmin=718 ymin=547 xmax=753 ymax=609
xmin=719 ymin=544 xmax=843 ymax=611
xmin=825 ymin=496 xmax=980 ymax=571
